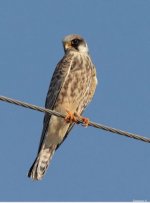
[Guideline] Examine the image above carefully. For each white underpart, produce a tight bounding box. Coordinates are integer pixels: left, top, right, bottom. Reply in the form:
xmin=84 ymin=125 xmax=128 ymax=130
xmin=78 ymin=43 xmax=89 ymax=53
xmin=95 ymin=75 xmax=98 ymax=85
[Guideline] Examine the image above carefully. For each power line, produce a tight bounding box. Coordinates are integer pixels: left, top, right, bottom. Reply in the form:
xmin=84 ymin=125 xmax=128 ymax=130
xmin=0 ymin=95 xmax=149 ymax=143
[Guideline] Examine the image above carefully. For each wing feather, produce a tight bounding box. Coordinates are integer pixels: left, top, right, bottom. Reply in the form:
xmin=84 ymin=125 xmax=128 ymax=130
xmin=37 ymin=53 xmax=74 ymax=153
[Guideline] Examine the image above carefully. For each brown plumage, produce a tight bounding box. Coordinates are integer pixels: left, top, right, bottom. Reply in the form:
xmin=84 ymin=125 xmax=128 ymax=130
xmin=28 ymin=34 xmax=98 ymax=180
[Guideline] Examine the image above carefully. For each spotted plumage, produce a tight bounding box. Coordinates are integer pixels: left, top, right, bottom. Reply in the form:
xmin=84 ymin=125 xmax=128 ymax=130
xmin=28 ymin=34 xmax=98 ymax=180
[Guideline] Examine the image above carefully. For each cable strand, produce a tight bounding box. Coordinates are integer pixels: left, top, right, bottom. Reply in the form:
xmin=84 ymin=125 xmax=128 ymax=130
xmin=0 ymin=95 xmax=149 ymax=143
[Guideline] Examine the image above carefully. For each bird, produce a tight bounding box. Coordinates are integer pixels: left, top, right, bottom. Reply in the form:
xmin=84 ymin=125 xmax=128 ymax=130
xmin=28 ymin=34 xmax=98 ymax=180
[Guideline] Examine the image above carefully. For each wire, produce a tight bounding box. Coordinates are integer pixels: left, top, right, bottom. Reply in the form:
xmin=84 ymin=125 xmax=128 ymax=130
xmin=0 ymin=95 xmax=149 ymax=143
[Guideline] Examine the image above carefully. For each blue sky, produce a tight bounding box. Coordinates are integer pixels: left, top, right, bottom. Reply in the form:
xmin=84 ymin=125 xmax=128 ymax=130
xmin=0 ymin=0 xmax=150 ymax=201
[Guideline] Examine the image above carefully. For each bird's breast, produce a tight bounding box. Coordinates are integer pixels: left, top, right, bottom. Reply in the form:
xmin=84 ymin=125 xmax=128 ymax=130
xmin=54 ymin=54 xmax=94 ymax=114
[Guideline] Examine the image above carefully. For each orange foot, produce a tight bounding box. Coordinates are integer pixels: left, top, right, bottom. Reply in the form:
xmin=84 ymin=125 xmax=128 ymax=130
xmin=74 ymin=113 xmax=90 ymax=127
xmin=65 ymin=111 xmax=77 ymax=123
xmin=81 ymin=116 xmax=90 ymax=127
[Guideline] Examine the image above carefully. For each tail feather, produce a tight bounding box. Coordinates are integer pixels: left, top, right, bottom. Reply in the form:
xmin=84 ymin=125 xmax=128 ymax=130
xmin=28 ymin=144 xmax=56 ymax=180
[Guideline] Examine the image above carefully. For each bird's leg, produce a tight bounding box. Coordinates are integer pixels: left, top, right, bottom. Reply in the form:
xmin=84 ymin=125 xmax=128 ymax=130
xmin=65 ymin=110 xmax=78 ymax=123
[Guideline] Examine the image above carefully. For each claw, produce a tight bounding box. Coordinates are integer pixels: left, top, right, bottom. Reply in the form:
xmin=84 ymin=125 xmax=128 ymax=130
xmin=81 ymin=117 xmax=90 ymax=127
xmin=65 ymin=111 xmax=77 ymax=123
xmin=65 ymin=111 xmax=90 ymax=127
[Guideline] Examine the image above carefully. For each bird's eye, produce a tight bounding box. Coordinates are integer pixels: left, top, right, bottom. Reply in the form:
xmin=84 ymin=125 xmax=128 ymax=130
xmin=71 ymin=39 xmax=80 ymax=46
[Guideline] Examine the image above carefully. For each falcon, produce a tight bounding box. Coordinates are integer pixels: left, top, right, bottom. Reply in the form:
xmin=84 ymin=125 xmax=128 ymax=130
xmin=28 ymin=34 xmax=98 ymax=180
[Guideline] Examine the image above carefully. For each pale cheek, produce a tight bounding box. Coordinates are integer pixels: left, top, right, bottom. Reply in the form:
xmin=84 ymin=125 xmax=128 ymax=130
xmin=78 ymin=44 xmax=89 ymax=53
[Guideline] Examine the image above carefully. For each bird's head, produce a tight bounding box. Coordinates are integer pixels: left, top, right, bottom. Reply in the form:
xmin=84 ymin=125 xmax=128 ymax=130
xmin=62 ymin=34 xmax=89 ymax=54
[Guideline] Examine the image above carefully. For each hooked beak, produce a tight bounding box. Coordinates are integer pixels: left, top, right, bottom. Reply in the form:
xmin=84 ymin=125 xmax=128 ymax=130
xmin=64 ymin=41 xmax=72 ymax=50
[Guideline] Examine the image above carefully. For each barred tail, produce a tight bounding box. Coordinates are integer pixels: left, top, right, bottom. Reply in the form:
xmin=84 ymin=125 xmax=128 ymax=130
xmin=28 ymin=144 xmax=56 ymax=180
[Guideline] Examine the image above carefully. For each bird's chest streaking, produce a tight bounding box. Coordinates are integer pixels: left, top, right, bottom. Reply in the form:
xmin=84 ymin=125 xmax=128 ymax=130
xmin=54 ymin=53 xmax=93 ymax=114
xmin=45 ymin=52 xmax=95 ymax=145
